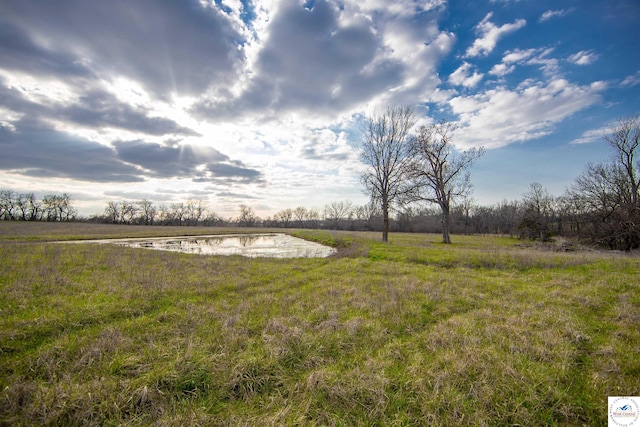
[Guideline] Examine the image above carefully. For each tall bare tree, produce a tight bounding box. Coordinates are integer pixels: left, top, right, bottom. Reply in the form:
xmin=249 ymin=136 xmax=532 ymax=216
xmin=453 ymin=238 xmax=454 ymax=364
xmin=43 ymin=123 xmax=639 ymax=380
xmin=409 ymin=121 xmax=484 ymax=244
xmin=604 ymin=114 xmax=640 ymax=206
xmin=569 ymin=114 xmax=640 ymax=249
xmin=359 ymin=105 xmax=415 ymax=242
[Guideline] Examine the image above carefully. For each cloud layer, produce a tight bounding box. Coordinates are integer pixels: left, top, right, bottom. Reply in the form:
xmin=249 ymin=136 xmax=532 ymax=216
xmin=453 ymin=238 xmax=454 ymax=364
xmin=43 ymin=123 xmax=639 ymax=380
xmin=0 ymin=0 xmax=638 ymax=215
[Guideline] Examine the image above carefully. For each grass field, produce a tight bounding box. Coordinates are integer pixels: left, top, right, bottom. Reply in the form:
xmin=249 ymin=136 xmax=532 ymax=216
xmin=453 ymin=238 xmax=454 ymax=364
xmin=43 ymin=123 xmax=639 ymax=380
xmin=1 ymin=222 xmax=639 ymax=426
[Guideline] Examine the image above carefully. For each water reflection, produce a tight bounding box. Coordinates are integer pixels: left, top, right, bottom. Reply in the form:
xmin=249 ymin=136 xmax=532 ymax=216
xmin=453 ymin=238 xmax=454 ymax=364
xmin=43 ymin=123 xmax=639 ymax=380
xmin=111 ymin=233 xmax=336 ymax=258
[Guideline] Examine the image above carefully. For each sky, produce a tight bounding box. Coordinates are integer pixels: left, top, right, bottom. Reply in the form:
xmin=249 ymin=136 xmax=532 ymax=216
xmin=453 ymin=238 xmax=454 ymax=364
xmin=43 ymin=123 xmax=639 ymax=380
xmin=1 ymin=0 xmax=639 ymax=219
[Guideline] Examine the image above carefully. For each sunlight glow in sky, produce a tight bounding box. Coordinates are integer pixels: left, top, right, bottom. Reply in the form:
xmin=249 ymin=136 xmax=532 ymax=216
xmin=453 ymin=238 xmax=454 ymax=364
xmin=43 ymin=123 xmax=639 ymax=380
xmin=1 ymin=0 xmax=638 ymax=218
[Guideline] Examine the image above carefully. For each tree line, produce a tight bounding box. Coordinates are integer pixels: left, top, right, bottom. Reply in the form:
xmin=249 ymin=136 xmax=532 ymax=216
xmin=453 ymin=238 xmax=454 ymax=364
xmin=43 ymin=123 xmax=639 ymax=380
xmin=2 ymin=113 xmax=637 ymax=250
xmin=357 ymin=110 xmax=639 ymax=250
xmin=0 ymin=190 xmax=76 ymax=222
xmin=2 ymin=178 xmax=637 ymax=250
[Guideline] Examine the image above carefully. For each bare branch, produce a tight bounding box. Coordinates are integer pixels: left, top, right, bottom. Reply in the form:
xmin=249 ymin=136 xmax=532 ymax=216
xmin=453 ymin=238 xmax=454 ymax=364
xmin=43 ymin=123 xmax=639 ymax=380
xmin=408 ymin=120 xmax=484 ymax=243
xmin=359 ymin=105 xmax=415 ymax=242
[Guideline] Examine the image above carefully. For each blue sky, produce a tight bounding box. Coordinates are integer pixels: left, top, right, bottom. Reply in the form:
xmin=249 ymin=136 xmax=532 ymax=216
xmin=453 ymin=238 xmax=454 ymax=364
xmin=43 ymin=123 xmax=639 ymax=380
xmin=1 ymin=0 xmax=638 ymax=218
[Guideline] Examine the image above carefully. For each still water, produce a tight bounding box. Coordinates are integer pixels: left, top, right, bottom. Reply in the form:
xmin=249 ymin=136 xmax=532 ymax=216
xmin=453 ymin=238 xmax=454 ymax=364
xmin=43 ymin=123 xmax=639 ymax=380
xmin=73 ymin=233 xmax=336 ymax=258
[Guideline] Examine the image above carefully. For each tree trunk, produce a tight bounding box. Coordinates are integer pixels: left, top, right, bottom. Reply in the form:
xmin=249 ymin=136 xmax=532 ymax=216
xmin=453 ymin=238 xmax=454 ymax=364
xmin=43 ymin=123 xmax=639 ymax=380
xmin=382 ymin=198 xmax=389 ymax=243
xmin=441 ymin=204 xmax=451 ymax=244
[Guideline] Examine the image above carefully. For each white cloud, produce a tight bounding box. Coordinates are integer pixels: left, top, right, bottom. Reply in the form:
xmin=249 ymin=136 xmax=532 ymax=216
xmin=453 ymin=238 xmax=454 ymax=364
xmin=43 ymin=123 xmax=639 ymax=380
xmin=489 ymin=63 xmax=515 ymax=77
xmin=355 ymin=0 xmax=445 ymax=18
xmin=502 ymin=48 xmax=537 ymax=63
xmin=449 ymin=62 xmax=484 ymax=87
xmin=570 ymin=126 xmax=609 ymax=145
xmin=488 ymin=47 xmax=560 ymax=79
xmin=466 ymin=12 xmax=526 ymax=58
xmin=195 ymin=0 xmax=454 ymax=120
xmin=539 ymin=9 xmax=572 ymax=23
xmin=525 ymin=51 xmax=560 ymax=77
xmin=500 ymin=47 xmax=560 ymax=77
xmin=621 ymin=71 xmax=640 ymax=87
xmin=568 ymin=50 xmax=598 ymax=65
xmin=447 ymin=79 xmax=605 ymax=149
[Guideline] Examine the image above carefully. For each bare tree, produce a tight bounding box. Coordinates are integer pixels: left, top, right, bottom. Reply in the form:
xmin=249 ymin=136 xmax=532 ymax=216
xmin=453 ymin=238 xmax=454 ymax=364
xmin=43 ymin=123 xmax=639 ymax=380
xmin=495 ymin=200 xmax=522 ymax=237
xmin=42 ymin=193 xmax=76 ymax=222
xmin=324 ymin=200 xmax=353 ymax=230
xmin=104 ymin=201 xmax=120 ymax=224
xmin=518 ymin=183 xmax=556 ymax=241
xmin=305 ymin=207 xmax=320 ymax=228
xmin=15 ymin=193 xmax=30 ymax=221
xmin=137 ymin=199 xmax=157 ymax=225
xmin=170 ymin=203 xmax=186 ymax=226
xmin=293 ymin=206 xmax=308 ymax=228
xmin=203 ymin=211 xmax=225 ymax=226
xmin=569 ymin=115 xmax=640 ymax=249
xmin=121 ymin=201 xmax=139 ymax=224
xmin=604 ymin=114 xmax=640 ymax=206
xmin=185 ymin=199 xmax=208 ymax=226
xmin=359 ymin=105 xmax=415 ymax=242
xmin=0 ymin=189 xmax=17 ymax=220
xmin=24 ymin=193 xmax=41 ymax=221
xmin=157 ymin=204 xmax=172 ymax=225
xmin=409 ymin=121 xmax=484 ymax=244
xmin=237 ymin=205 xmax=257 ymax=227
xmin=275 ymin=208 xmax=293 ymax=228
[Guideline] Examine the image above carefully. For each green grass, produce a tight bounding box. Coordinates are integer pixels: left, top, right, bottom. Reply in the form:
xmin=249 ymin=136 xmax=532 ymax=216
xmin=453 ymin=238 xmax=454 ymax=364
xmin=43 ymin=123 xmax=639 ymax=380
xmin=1 ymin=224 xmax=639 ymax=426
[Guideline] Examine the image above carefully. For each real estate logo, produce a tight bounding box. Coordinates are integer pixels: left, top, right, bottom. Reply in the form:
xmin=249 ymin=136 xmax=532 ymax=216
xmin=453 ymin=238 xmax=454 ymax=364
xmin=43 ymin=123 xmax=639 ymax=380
xmin=609 ymin=397 xmax=640 ymax=427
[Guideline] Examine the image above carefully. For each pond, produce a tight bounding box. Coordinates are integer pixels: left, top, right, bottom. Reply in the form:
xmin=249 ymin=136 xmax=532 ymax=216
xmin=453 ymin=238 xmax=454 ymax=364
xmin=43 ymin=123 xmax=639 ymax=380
xmin=64 ymin=233 xmax=336 ymax=258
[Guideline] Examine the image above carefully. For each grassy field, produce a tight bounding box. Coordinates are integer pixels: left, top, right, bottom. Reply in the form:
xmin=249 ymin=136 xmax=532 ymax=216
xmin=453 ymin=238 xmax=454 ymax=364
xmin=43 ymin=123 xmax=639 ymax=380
xmin=1 ymin=222 xmax=639 ymax=426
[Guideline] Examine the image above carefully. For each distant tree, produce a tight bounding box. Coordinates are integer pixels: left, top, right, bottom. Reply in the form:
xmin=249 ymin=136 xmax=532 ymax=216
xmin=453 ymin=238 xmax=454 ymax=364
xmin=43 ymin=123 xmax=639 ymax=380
xmin=0 ymin=190 xmax=76 ymax=222
xmin=185 ymin=199 xmax=208 ymax=226
xmin=137 ymin=199 xmax=157 ymax=225
xmin=490 ymin=200 xmax=522 ymax=236
xmin=568 ymin=114 xmax=640 ymax=249
xmin=0 ymin=189 xmax=17 ymax=220
xmin=42 ymin=193 xmax=76 ymax=222
xmin=157 ymin=204 xmax=172 ymax=225
xmin=359 ymin=105 xmax=415 ymax=242
xmin=305 ymin=207 xmax=320 ymax=228
xmin=203 ymin=211 xmax=225 ymax=226
xmin=15 ymin=193 xmax=30 ymax=221
xmin=453 ymin=196 xmax=476 ymax=233
xmin=104 ymin=201 xmax=120 ymax=224
xmin=408 ymin=121 xmax=484 ymax=243
xmin=396 ymin=205 xmax=417 ymax=232
xmin=352 ymin=205 xmax=367 ymax=222
xmin=275 ymin=208 xmax=293 ymax=228
xmin=518 ymin=183 xmax=556 ymax=241
xmin=237 ymin=205 xmax=257 ymax=227
xmin=121 ymin=201 xmax=139 ymax=224
xmin=171 ymin=203 xmax=186 ymax=226
xmin=24 ymin=193 xmax=42 ymax=221
xmin=293 ymin=206 xmax=308 ymax=228
xmin=324 ymin=200 xmax=353 ymax=230
xmin=558 ymin=193 xmax=588 ymax=236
